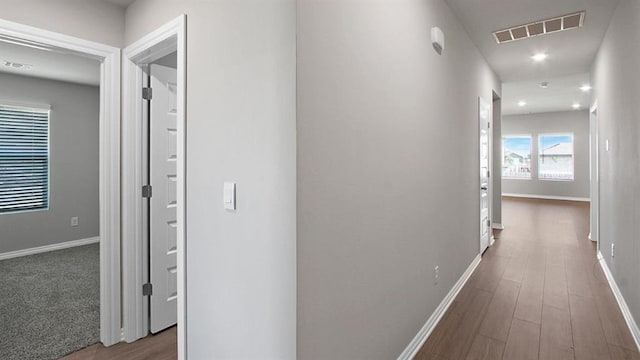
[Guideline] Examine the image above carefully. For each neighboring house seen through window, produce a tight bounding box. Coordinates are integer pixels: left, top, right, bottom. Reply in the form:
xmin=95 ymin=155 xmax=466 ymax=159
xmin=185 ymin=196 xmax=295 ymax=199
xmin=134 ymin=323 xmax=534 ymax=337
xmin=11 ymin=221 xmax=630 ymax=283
xmin=0 ymin=104 xmax=50 ymax=214
xmin=539 ymin=134 xmax=574 ymax=181
xmin=502 ymin=135 xmax=532 ymax=179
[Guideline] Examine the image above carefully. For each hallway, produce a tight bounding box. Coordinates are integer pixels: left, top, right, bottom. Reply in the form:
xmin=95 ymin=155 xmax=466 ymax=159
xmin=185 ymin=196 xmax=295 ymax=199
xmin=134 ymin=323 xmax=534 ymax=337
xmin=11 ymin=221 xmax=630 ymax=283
xmin=416 ymin=197 xmax=639 ymax=360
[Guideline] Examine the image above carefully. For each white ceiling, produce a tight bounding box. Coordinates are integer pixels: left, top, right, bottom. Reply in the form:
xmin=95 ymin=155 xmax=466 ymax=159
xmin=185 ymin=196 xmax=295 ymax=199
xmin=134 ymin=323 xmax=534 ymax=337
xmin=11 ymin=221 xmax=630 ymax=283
xmin=444 ymin=0 xmax=619 ymax=116
xmin=445 ymin=0 xmax=620 ymax=82
xmin=102 ymin=0 xmax=136 ymax=8
xmin=502 ymin=73 xmax=592 ymax=115
xmin=0 ymin=40 xmax=100 ymax=86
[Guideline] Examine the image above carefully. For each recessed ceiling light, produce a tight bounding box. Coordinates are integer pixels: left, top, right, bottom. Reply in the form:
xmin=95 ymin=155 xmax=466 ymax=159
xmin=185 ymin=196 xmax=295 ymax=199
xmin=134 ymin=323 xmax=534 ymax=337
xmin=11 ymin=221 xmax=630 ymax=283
xmin=580 ymin=85 xmax=592 ymax=92
xmin=532 ymin=53 xmax=548 ymax=62
xmin=540 ymin=82 xmax=549 ymax=88
xmin=572 ymin=103 xmax=581 ymax=109
xmin=518 ymin=100 xmax=527 ymax=107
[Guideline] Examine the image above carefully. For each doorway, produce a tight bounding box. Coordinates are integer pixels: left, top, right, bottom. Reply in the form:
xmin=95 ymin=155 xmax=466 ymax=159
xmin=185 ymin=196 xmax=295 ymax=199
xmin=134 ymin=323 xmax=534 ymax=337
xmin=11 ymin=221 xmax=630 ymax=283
xmin=0 ymin=18 xmax=122 ymax=348
xmin=589 ymin=101 xmax=599 ymax=251
xmin=147 ymin=56 xmax=179 ymax=334
xmin=491 ymin=92 xmax=503 ymax=233
xmin=479 ymin=96 xmax=491 ymax=253
xmin=122 ymin=15 xmax=186 ymax=359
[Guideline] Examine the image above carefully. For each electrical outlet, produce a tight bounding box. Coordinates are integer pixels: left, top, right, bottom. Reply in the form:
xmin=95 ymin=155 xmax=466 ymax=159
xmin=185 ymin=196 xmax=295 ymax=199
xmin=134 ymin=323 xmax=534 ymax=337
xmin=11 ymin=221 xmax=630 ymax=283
xmin=71 ymin=217 xmax=79 ymax=227
xmin=433 ymin=265 xmax=439 ymax=285
xmin=611 ymin=243 xmax=615 ymax=258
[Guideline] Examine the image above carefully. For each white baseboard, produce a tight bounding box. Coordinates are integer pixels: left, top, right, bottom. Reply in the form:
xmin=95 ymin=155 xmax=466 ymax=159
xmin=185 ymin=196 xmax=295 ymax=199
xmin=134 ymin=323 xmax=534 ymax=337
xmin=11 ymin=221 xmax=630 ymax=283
xmin=492 ymin=223 xmax=504 ymax=230
xmin=502 ymin=193 xmax=590 ymax=202
xmin=397 ymin=254 xmax=482 ymax=360
xmin=597 ymin=251 xmax=640 ymax=352
xmin=490 ymin=236 xmax=496 ymax=247
xmin=0 ymin=236 xmax=100 ymax=261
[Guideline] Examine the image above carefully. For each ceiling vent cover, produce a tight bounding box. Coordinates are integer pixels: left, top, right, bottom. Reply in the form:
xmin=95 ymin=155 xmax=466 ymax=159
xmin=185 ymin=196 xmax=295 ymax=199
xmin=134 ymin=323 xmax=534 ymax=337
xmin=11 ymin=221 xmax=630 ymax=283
xmin=3 ymin=60 xmax=33 ymax=70
xmin=492 ymin=11 xmax=585 ymax=44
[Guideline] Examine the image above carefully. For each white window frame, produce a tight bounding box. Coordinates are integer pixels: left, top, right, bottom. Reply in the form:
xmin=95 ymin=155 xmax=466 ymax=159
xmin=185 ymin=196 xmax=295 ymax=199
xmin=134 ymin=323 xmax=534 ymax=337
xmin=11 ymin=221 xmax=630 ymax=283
xmin=0 ymin=102 xmax=51 ymax=215
xmin=502 ymin=134 xmax=533 ymax=180
xmin=538 ymin=133 xmax=575 ymax=181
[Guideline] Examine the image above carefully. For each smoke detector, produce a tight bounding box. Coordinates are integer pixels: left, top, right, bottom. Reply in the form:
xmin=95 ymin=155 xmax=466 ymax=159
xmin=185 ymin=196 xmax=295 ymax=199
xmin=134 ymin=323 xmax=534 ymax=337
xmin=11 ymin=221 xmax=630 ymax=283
xmin=540 ymin=82 xmax=549 ymax=88
xmin=3 ymin=60 xmax=33 ymax=70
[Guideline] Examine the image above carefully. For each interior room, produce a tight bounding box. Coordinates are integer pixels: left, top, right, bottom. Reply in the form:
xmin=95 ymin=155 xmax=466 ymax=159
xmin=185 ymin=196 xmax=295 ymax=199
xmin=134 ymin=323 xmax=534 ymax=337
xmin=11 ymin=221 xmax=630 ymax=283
xmin=1 ymin=0 xmax=640 ymax=359
xmin=0 ymin=40 xmax=101 ymax=358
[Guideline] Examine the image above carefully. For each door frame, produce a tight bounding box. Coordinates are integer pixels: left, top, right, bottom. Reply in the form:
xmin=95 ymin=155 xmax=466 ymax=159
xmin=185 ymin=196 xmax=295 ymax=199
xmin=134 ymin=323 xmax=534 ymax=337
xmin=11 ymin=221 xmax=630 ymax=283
xmin=589 ymin=100 xmax=599 ymax=250
xmin=0 ymin=19 xmax=122 ymax=346
xmin=479 ymin=96 xmax=493 ymax=252
xmin=122 ymin=15 xmax=187 ymax=359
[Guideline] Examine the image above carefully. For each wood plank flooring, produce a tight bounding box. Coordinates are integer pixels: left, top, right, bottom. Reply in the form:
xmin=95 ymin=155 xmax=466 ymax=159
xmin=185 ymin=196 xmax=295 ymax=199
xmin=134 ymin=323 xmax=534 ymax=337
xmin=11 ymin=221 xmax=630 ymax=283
xmin=415 ymin=197 xmax=639 ymax=360
xmin=60 ymin=327 xmax=176 ymax=360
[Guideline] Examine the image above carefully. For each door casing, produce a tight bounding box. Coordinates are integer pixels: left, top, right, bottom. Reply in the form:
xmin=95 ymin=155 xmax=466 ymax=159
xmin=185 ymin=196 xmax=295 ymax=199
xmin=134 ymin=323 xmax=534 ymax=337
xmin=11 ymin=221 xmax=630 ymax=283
xmin=589 ymin=101 xmax=599 ymax=251
xmin=0 ymin=19 xmax=122 ymax=346
xmin=479 ymin=96 xmax=492 ymax=253
xmin=122 ymin=15 xmax=187 ymax=360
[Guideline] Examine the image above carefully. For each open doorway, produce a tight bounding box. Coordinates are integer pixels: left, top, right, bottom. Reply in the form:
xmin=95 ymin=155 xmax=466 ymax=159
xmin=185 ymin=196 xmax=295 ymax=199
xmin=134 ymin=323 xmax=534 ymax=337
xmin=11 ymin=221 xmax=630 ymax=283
xmin=479 ymin=96 xmax=492 ymax=253
xmin=122 ymin=15 xmax=186 ymax=360
xmin=0 ymin=18 xmax=121 ymax=358
xmin=146 ymin=53 xmax=179 ymax=334
xmin=589 ymin=101 xmax=599 ymax=251
xmin=491 ymin=91 xmax=503 ymax=235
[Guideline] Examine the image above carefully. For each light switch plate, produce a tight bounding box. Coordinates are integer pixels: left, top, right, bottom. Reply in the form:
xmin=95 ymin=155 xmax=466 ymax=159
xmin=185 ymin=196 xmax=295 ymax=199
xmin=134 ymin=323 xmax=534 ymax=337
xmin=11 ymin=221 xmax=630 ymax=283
xmin=223 ymin=182 xmax=236 ymax=210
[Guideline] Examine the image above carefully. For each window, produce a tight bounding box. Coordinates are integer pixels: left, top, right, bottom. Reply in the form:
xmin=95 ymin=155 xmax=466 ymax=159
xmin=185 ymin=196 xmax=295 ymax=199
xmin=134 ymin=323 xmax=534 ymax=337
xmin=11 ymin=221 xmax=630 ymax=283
xmin=0 ymin=104 xmax=50 ymax=213
xmin=539 ymin=134 xmax=574 ymax=180
xmin=502 ymin=136 xmax=532 ymax=179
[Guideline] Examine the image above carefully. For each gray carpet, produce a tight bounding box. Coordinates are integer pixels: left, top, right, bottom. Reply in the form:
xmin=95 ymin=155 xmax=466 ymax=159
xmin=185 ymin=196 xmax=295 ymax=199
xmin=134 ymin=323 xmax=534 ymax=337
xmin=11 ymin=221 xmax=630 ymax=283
xmin=0 ymin=244 xmax=100 ymax=360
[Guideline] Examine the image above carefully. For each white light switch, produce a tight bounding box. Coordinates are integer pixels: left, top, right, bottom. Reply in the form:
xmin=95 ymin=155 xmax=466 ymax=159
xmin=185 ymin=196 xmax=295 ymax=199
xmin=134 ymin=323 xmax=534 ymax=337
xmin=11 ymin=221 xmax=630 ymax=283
xmin=223 ymin=182 xmax=236 ymax=210
xmin=605 ymin=139 xmax=610 ymax=152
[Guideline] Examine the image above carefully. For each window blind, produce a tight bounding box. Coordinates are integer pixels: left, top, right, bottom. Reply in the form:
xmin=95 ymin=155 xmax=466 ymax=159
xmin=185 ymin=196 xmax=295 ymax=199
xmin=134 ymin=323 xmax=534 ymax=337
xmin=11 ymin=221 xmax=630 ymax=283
xmin=0 ymin=105 xmax=50 ymax=213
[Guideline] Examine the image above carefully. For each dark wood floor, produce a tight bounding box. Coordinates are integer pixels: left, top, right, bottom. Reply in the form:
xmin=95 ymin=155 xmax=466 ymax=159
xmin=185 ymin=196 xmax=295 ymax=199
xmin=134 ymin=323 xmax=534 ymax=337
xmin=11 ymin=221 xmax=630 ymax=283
xmin=416 ymin=197 xmax=639 ymax=360
xmin=61 ymin=198 xmax=638 ymax=360
xmin=60 ymin=327 xmax=176 ymax=360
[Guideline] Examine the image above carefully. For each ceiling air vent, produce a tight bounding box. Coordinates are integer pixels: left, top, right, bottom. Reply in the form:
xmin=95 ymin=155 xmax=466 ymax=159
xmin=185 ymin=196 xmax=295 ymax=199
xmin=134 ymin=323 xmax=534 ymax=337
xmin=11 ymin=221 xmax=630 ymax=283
xmin=492 ymin=11 xmax=585 ymax=44
xmin=3 ymin=60 xmax=33 ymax=70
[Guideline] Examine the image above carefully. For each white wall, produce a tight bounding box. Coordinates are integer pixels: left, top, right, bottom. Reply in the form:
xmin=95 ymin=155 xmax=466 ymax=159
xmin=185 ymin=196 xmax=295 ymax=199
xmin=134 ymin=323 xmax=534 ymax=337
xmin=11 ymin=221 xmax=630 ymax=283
xmin=125 ymin=1 xmax=297 ymax=358
xmin=297 ymin=0 xmax=500 ymax=358
xmin=592 ymin=0 xmax=640 ymax=333
xmin=0 ymin=73 xmax=100 ymax=253
xmin=0 ymin=0 xmax=125 ymax=47
xmin=502 ymin=110 xmax=590 ymax=199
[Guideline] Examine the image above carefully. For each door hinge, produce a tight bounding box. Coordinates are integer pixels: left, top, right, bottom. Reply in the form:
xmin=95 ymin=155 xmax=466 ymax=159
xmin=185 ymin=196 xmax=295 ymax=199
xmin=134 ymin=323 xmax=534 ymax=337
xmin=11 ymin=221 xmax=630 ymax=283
xmin=487 ymin=219 xmax=491 ymax=228
xmin=142 ymin=185 xmax=152 ymax=198
xmin=142 ymin=87 xmax=153 ymax=100
xmin=488 ymin=170 xmax=490 ymax=178
xmin=488 ymin=121 xmax=491 ymax=128
xmin=143 ymin=283 xmax=153 ymax=296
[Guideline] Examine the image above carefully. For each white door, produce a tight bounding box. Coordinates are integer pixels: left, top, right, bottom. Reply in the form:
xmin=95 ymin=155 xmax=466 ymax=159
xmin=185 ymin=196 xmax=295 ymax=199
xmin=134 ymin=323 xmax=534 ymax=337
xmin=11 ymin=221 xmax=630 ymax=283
xmin=479 ymin=97 xmax=491 ymax=253
xmin=149 ymin=64 xmax=178 ymax=333
xmin=589 ymin=104 xmax=599 ymax=249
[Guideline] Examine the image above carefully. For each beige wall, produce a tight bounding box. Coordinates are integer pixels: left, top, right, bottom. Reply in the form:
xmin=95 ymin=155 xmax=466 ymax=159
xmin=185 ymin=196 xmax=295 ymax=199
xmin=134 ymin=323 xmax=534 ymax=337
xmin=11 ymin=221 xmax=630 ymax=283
xmin=125 ymin=1 xmax=297 ymax=358
xmin=0 ymin=0 xmax=125 ymax=47
xmin=297 ymin=0 xmax=500 ymax=358
xmin=592 ymin=0 xmax=640 ymax=329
